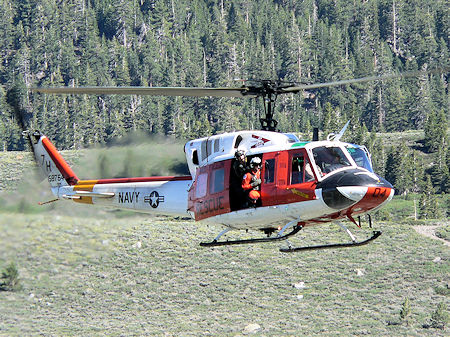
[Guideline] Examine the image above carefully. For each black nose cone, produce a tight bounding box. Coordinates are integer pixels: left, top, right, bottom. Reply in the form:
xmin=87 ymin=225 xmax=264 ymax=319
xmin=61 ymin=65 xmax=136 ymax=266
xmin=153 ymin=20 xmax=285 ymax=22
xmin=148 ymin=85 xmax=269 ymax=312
xmin=322 ymin=188 xmax=355 ymax=209
xmin=317 ymin=168 xmax=393 ymax=209
xmin=317 ymin=168 xmax=392 ymax=189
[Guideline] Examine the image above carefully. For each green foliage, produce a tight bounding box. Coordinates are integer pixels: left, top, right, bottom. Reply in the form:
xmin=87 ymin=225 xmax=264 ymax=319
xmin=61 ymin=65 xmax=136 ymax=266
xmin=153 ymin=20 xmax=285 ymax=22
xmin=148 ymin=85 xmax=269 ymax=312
xmin=0 ymin=262 xmax=21 ymax=291
xmin=0 ymin=211 xmax=449 ymax=335
xmin=424 ymin=109 xmax=447 ymax=152
xmin=434 ymin=285 xmax=450 ymax=296
xmin=430 ymin=302 xmax=448 ymax=330
xmin=385 ymin=142 xmax=420 ymax=195
xmin=435 ymin=225 xmax=450 ymax=241
xmin=0 ymin=0 xmax=447 ymax=150
xmin=399 ymin=298 xmax=412 ymax=326
xmin=0 ymin=0 xmax=448 ymax=202
xmin=419 ymin=176 xmax=442 ymax=219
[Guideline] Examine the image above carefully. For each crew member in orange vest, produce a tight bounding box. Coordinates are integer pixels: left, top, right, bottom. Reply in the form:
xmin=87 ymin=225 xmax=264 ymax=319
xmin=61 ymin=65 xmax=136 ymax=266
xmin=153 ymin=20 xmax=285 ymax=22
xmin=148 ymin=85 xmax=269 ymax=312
xmin=242 ymin=157 xmax=262 ymax=207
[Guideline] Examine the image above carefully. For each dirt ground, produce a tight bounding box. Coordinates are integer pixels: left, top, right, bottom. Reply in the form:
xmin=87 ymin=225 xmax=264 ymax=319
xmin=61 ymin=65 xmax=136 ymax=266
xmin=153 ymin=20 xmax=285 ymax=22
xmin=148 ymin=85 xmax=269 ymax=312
xmin=414 ymin=225 xmax=450 ymax=247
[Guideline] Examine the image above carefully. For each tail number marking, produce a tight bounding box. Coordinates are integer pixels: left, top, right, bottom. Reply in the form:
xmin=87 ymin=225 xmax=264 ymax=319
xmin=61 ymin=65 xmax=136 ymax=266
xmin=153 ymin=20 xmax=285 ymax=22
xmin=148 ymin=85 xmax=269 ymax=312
xmin=41 ymin=155 xmax=52 ymax=172
xmin=372 ymin=188 xmax=387 ymax=198
xmin=48 ymin=174 xmax=64 ymax=183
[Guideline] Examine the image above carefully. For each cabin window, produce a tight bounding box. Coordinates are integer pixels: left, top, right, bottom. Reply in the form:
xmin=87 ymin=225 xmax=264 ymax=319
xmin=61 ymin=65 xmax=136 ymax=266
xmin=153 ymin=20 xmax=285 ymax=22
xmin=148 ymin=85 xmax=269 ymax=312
xmin=207 ymin=139 xmax=213 ymax=157
xmin=210 ymin=168 xmax=225 ymax=194
xmin=214 ymin=138 xmax=220 ymax=152
xmin=196 ymin=173 xmax=208 ymax=198
xmin=284 ymin=133 xmax=300 ymax=143
xmin=291 ymin=155 xmax=314 ymax=184
xmin=264 ymin=159 xmax=275 ymax=183
xmin=201 ymin=140 xmax=207 ymax=161
xmin=192 ymin=150 xmax=199 ymax=165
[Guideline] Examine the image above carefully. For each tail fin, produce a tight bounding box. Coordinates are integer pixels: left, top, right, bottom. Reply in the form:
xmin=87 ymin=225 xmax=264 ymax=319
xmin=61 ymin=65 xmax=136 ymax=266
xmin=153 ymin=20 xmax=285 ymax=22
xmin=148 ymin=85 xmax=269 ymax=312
xmin=27 ymin=131 xmax=79 ymax=187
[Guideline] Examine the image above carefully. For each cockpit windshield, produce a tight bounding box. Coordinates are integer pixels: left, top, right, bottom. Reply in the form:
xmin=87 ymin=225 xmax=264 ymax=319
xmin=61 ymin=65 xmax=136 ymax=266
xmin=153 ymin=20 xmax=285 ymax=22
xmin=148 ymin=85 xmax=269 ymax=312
xmin=346 ymin=146 xmax=373 ymax=172
xmin=312 ymin=146 xmax=351 ymax=177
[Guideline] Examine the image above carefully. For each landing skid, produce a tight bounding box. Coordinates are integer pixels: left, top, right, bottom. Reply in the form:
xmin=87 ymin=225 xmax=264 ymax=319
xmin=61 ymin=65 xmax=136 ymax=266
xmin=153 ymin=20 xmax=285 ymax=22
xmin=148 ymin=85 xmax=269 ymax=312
xmin=200 ymin=223 xmax=303 ymax=247
xmin=280 ymin=230 xmax=382 ymax=253
xmin=200 ymin=219 xmax=381 ymax=252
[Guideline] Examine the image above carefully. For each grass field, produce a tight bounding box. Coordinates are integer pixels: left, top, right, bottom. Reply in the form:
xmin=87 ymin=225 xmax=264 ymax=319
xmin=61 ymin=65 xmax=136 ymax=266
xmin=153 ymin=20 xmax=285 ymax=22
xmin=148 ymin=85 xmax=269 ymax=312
xmin=0 ymin=135 xmax=448 ymax=336
xmin=0 ymin=210 xmax=448 ymax=336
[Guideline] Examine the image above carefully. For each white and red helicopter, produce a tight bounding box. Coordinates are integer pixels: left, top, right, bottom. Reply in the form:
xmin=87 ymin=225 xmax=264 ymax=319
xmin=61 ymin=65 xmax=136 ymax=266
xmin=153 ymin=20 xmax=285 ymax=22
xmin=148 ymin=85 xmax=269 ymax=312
xmin=22 ymin=73 xmax=435 ymax=252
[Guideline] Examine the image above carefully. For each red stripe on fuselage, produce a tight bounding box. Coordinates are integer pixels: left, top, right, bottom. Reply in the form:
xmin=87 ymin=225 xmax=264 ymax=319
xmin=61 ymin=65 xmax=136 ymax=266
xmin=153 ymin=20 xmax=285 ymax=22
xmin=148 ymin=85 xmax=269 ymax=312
xmin=95 ymin=176 xmax=192 ymax=184
xmin=41 ymin=137 xmax=79 ymax=185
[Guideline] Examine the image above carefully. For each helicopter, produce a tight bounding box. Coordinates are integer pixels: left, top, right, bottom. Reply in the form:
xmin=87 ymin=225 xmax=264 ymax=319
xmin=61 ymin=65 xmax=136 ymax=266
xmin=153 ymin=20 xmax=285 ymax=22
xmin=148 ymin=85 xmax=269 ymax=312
xmin=22 ymin=69 xmax=445 ymax=252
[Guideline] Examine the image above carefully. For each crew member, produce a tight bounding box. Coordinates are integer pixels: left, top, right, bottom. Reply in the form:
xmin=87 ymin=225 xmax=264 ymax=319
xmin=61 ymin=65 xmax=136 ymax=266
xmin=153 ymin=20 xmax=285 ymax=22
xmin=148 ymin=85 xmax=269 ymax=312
xmin=230 ymin=149 xmax=248 ymax=210
xmin=242 ymin=157 xmax=262 ymax=207
xmin=232 ymin=149 xmax=247 ymax=178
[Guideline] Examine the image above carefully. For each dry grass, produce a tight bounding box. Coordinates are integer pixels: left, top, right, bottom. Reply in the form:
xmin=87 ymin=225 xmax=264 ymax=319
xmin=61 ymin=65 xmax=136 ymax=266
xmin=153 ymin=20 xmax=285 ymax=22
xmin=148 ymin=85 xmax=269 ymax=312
xmin=0 ymin=210 xmax=448 ymax=336
xmin=0 ymin=137 xmax=448 ymax=335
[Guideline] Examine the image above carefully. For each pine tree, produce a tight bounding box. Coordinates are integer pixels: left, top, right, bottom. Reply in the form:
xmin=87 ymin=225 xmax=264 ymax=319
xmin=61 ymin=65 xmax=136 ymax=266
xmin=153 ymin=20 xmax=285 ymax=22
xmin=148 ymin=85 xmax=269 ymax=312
xmin=418 ymin=175 xmax=440 ymax=219
xmin=425 ymin=109 xmax=447 ymax=152
xmin=0 ymin=0 xmax=448 ymax=150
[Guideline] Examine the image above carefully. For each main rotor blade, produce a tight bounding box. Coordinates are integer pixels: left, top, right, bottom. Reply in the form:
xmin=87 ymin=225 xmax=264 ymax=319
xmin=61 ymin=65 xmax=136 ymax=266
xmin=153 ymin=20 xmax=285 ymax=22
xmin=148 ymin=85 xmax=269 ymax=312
xmin=30 ymin=67 xmax=448 ymax=98
xmin=30 ymin=86 xmax=256 ymax=98
xmin=281 ymin=68 xmax=449 ymax=93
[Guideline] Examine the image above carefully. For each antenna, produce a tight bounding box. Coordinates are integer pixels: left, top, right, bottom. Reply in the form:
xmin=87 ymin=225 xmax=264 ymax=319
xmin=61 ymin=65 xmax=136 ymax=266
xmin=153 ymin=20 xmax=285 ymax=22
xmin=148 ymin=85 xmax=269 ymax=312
xmin=327 ymin=121 xmax=350 ymax=141
xmin=313 ymin=128 xmax=319 ymax=141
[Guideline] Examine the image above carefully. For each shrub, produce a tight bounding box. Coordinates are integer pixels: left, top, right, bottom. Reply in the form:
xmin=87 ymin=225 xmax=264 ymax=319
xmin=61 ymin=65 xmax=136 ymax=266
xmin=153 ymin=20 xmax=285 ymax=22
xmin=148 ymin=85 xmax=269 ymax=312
xmin=434 ymin=285 xmax=450 ymax=296
xmin=400 ymin=298 xmax=412 ymax=326
xmin=0 ymin=262 xmax=21 ymax=291
xmin=430 ymin=302 xmax=448 ymax=330
xmin=435 ymin=225 xmax=450 ymax=241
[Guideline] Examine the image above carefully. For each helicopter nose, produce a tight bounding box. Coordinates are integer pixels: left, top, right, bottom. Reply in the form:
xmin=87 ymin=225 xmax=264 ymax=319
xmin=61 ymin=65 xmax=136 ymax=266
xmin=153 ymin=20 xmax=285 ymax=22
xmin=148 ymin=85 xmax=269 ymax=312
xmin=336 ymin=186 xmax=368 ymax=201
xmin=318 ymin=169 xmax=394 ymax=210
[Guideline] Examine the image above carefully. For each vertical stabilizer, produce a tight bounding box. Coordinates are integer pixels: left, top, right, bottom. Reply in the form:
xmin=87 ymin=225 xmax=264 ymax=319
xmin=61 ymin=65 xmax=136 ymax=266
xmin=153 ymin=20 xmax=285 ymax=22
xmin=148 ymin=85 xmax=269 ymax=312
xmin=28 ymin=131 xmax=78 ymax=188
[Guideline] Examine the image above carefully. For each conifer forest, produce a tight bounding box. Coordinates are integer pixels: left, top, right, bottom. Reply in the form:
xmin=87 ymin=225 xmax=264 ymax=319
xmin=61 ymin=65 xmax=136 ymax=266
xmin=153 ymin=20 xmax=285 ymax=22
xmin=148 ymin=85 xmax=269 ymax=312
xmin=0 ymin=0 xmax=448 ymax=204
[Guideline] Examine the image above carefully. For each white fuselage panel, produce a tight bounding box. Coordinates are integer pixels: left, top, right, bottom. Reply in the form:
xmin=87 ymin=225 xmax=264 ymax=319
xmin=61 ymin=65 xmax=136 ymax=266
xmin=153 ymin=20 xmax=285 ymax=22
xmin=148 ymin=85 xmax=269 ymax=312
xmin=59 ymin=180 xmax=193 ymax=217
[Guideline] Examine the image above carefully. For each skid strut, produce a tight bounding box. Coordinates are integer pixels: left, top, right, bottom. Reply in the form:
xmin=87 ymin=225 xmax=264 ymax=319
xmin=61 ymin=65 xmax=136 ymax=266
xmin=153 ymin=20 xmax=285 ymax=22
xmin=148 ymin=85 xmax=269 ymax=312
xmin=200 ymin=222 xmax=303 ymax=247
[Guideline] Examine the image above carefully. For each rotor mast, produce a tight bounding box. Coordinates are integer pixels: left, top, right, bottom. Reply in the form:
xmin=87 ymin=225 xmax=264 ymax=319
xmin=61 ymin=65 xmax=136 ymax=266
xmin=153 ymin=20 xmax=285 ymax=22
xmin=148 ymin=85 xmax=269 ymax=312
xmin=259 ymin=81 xmax=278 ymax=132
xmin=244 ymin=80 xmax=284 ymax=132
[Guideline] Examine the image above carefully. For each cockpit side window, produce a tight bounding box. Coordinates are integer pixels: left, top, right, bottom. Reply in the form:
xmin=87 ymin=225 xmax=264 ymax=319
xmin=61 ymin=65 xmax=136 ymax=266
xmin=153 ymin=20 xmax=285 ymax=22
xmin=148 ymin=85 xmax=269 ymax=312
xmin=312 ymin=146 xmax=351 ymax=177
xmin=346 ymin=146 xmax=373 ymax=172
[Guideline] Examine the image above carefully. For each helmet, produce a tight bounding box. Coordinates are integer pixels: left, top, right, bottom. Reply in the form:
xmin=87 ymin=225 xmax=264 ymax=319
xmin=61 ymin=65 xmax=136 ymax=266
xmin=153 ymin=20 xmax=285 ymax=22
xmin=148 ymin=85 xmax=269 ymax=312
xmin=250 ymin=157 xmax=262 ymax=168
xmin=235 ymin=149 xmax=245 ymax=159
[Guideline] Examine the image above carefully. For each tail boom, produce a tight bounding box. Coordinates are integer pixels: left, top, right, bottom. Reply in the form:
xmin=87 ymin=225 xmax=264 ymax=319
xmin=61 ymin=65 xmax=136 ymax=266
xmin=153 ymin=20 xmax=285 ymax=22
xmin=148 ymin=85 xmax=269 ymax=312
xmin=28 ymin=131 xmax=193 ymax=218
xmin=60 ymin=177 xmax=192 ymax=217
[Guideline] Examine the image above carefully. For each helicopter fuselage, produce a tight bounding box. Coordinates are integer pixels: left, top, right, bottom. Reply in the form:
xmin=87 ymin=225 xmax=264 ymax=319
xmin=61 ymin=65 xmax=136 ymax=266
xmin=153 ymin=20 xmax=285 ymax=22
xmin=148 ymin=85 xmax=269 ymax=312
xmin=185 ymin=132 xmax=393 ymax=229
xmin=46 ymin=130 xmax=393 ymax=232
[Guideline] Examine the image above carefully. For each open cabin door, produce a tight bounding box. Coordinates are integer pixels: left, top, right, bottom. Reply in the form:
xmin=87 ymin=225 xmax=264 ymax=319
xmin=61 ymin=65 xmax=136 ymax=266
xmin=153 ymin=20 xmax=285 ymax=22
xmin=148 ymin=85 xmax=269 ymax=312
xmin=188 ymin=160 xmax=231 ymax=221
